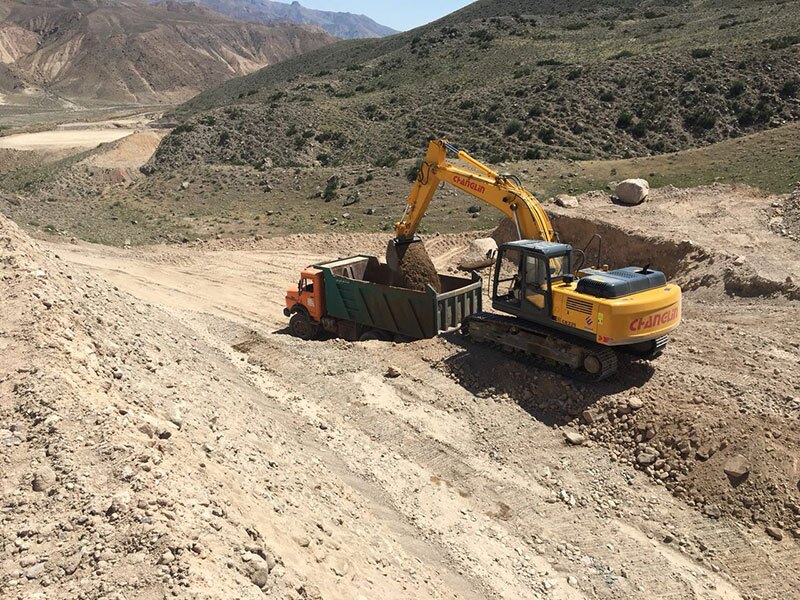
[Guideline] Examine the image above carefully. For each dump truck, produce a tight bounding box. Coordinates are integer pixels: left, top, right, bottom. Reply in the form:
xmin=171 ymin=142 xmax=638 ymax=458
xmin=284 ymin=254 xmax=482 ymax=341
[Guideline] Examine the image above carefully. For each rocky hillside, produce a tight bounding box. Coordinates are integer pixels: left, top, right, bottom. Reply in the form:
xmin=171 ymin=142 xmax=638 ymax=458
xmin=149 ymin=0 xmax=800 ymax=171
xmin=0 ymin=0 xmax=335 ymax=107
xmin=170 ymin=0 xmax=397 ymax=39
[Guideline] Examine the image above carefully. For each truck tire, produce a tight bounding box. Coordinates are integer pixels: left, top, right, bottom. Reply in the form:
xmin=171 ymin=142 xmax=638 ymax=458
xmin=289 ymin=311 xmax=319 ymax=340
xmin=359 ymin=329 xmax=392 ymax=342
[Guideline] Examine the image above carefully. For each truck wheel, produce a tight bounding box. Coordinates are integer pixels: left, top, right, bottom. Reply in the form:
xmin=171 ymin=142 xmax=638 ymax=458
xmin=460 ymin=319 xmax=471 ymax=338
xmin=289 ymin=312 xmax=319 ymax=340
xmin=359 ymin=329 xmax=390 ymax=342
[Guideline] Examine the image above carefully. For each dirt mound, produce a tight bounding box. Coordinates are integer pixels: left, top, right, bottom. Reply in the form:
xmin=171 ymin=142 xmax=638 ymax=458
xmin=1 ymin=214 xmax=281 ymax=596
xmin=770 ymin=184 xmax=800 ymax=241
xmin=1 ymin=215 xmax=459 ymax=598
xmin=491 ymin=217 xmax=519 ymax=246
xmin=457 ymin=237 xmax=497 ymax=270
xmin=388 ymin=240 xmax=442 ymax=292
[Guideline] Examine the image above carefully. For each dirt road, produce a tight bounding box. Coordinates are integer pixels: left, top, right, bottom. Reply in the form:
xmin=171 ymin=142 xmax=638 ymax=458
xmin=47 ymin=212 xmax=799 ymax=599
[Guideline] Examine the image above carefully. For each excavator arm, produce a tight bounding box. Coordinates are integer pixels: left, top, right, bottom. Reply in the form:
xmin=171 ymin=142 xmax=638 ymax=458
xmin=394 ymin=139 xmax=555 ymax=243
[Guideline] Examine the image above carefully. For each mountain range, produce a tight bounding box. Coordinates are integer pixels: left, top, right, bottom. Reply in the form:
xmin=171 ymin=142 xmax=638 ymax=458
xmin=167 ymin=0 xmax=397 ymax=39
xmin=149 ymin=0 xmax=800 ymax=171
xmin=0 ymin=0 xmax=335 ymax=108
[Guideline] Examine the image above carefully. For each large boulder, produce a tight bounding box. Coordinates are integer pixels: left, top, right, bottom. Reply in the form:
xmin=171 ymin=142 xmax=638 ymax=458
xmin=491 ymin=217 xmax=519 ymax=246
xmin=615 ymin=179 xmax=650 ymax=205
xmin=458 ymin=238 xmax=498 ymax=270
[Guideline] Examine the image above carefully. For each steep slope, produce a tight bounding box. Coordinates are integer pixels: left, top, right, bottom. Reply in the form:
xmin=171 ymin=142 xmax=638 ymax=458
xmin=149 ymin=0 xmax=800 ymax=171
xmin=169 ymin=0 xmax=397 ymax=39
xmin=0 ymin=0 xmax=335 ymax=107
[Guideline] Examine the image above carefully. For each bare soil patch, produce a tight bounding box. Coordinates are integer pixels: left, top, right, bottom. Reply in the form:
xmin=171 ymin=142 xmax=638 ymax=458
xmin=0 ymin=129 xmax=137 ymax=151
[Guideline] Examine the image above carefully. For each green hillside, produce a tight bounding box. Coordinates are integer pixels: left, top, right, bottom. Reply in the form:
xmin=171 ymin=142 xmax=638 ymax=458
xmin=4 ymin=121 xmax=797 ymax=246
xmin=148 ymin=0 xmax=800 ymax=172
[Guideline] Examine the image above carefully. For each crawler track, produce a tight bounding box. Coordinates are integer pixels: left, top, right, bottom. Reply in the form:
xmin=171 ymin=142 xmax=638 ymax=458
xmin=463 ymin=312 xmax=619 ymax=381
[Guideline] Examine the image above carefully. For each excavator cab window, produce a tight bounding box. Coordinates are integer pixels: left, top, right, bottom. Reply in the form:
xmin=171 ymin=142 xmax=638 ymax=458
xmin=549 ymin=255 xmax=569 ymax=280
xmin=495 ymin=248 xmax=522 ymax=305
xmin=524 ymin=255 xmax=549 ymax=311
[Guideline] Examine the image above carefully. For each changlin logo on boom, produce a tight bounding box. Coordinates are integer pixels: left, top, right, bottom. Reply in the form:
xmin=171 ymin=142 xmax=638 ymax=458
xmin=453 ymin=175 xmax=486 ymax=194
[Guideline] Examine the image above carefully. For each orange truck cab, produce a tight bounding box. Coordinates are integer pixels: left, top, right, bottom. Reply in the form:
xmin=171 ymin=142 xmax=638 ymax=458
xmin=284 ymin=268 xmax=325 ymax=339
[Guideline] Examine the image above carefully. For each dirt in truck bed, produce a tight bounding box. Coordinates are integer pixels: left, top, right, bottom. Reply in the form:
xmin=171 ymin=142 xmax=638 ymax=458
xmin=3 ymin=183 xmax=800 ymax=599
xmin=389 ymin=240 xmax=443 ymax=293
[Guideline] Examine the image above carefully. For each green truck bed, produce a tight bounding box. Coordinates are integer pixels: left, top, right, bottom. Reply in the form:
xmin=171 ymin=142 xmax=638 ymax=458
xmin=316 ymin=255 xmax=482 ymax=339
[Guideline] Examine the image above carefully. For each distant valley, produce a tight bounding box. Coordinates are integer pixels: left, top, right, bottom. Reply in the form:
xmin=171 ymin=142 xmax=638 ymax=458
xmin=0 ymin=0 xmax=335 ymax=114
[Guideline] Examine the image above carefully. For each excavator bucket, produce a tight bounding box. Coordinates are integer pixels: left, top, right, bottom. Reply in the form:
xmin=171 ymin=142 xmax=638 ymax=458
xmin=386 ymin=236 xmax=442 ymax=293
xmin=385 ymin=236 xmax=421 ymax=271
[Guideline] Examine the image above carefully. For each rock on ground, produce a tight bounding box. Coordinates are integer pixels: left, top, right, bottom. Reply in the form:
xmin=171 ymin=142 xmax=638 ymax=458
xmin=458 ymin=237 xmax=497 ymax=270
xmin=615 ymin=179 xmax=650 ymax=205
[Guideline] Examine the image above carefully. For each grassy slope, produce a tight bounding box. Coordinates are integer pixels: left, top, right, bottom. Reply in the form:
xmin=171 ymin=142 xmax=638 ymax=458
xmin=536 ymin=121 xmax=800 ymax=199
xmin=4 ymin=122 xmax=797 ymax=245
xmin=149 ymin=0 xmax=800 ymax=171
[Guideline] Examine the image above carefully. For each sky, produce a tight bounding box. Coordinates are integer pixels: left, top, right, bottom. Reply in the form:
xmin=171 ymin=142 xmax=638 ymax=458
xmin=298 ymin=1 xmax=475 ymax=32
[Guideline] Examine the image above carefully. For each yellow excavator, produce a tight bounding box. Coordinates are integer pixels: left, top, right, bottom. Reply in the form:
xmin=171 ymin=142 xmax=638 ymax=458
xmin=388 ymin=139 xmax=681 ymax=380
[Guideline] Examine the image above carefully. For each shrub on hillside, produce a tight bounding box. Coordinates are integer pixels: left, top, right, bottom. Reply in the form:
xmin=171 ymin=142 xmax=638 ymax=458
xmin=630 ymin=121 xmax=648 ymax=138
xmin=738 ymin=98 xmax=775 ymax=126
xmin=611 ymin=50 xmax=635 ymax=60
xmin=780 ymin=80 xmax=799 ymax=98
xmin=616 ymin=111 xmax=634 ymax=129
xmin=323 ymin=177 xmax=339 ymax=202
xmin=374 ymin=155 xmax=399 ymax=168
xmin=691 ymin=48 xmax=714 ymax=59
xmin=728 ymin=80 xmax=746 ymax=97
xmin=504 ymin=120 xmax=523 ymax=135
xmin=538 ymin=127 xmax=556 ymax=144
xmin=684 ymin=110 xmax=717 ymax=131
xmin=765 ymin=35 xmax=800 ymax=50
xmin=599 ymin=90 xmax=615 ymax=102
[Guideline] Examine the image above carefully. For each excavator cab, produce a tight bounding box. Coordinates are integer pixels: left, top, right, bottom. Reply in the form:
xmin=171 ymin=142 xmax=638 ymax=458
xmin=492 ymin=240 xmax=573 ymax=322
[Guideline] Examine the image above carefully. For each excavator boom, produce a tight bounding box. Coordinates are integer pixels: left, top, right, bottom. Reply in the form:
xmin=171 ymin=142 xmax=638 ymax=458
xmin=394 ymin=139 xmax=555 ymax=243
